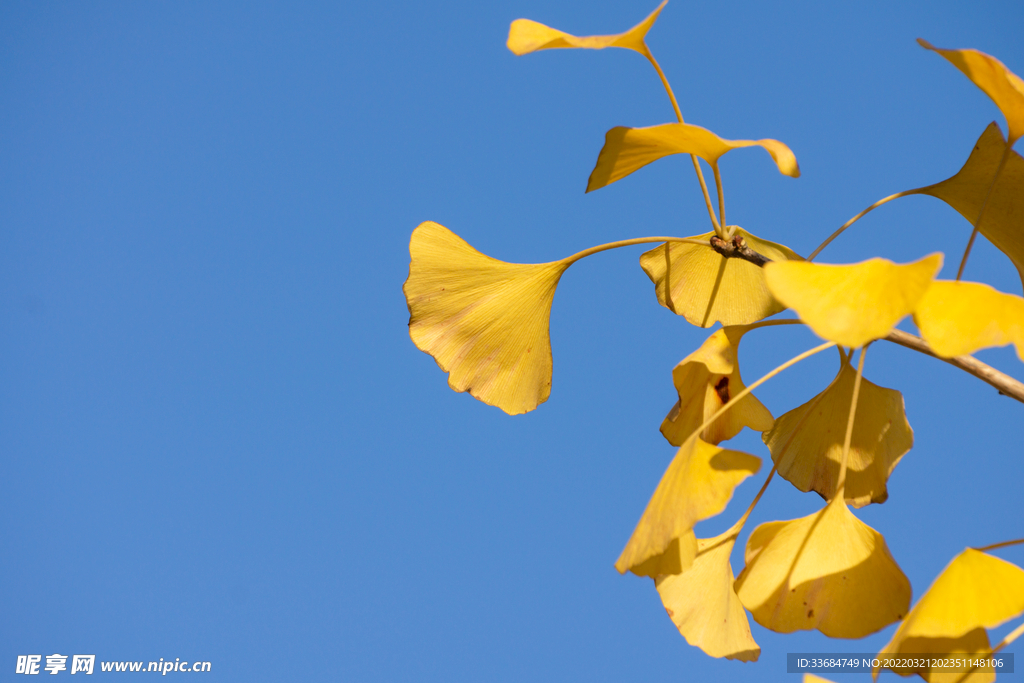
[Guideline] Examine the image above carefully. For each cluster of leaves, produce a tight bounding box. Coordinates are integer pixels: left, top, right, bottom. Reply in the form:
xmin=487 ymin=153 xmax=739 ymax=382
xmin=403 ymin=3 xmax=1024 ymax=681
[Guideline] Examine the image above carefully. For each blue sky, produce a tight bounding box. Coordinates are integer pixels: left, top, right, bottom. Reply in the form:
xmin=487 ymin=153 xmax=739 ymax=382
xmin=2 ymin=1 xmax=1022 ymax=681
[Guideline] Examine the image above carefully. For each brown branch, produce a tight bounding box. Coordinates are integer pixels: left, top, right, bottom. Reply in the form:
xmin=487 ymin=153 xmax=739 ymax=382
xmin=711 ymin=239 xmax=1024 ymax=404
xmin=709 ymin=235 xmax=771 ymax=267
xmin=883 ymin=329 xmax=1024 ymax=405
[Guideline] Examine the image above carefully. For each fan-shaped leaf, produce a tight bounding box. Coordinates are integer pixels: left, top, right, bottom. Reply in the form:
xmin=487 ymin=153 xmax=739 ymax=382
xmin=661 ymin=325 xmax=774 ymax=446
xmin=911 ymin=123 xmax=1024 ymax=289
xmin=640 ymin=228 xmax=804 ymax=328
xmin=404 ymin=221 xmax=568 ymax=415
xmin=656 ymin=529 xmax=760 ymax=661
xmin=587 ymin=122 xmax=799 ymax=192
xmin=874 ymin=548 xmax=1024 ymax=682
xmin=616 ymin=438 xmax=760 ymax=577
xmin=914 ymin=280 xmax=1024 ymax=360
xmin=918 ymin=40 xmax=1024 ymax=144
xmin=764 ymin=357 xmax=913 ymax=507
xmin=764 ymin=254 xmax=943 ymax=348
xmin=735 ymin=495 xmax=911 ymax=638
xmin=507 ymin=1 xmax=666 ymax=57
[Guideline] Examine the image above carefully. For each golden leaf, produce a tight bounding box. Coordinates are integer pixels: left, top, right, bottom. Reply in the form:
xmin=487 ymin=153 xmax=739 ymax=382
xmin=587 ymin=122 xmax=799 ymax=192
xmin=763 ymin=356 xmax=913 ymax=508
xmin=914 ymin=280 xmax=1024 ymax=360
xmin=918 ymin=40 xmax=1024 ymax=145
xmin=655 ymin=528 xmax=760 ymax=661
xmin=911 ymin=123 xmax=1024 ymax=289
xmin=507 ymin=1 xmax=667 ymax=57
xmin=404 ymin=221 xmax=568 ymax=415
xmin=616 ymin=438 xmax=760 ymax=577
xmin=763 ymin=254 xmax=943 ymax=348
xmin=874 ymin=548 xmax=1024 ymax=682
xmin=876 ymin=629 xmax=993 ymax=683
xmin=735 ymin=495 xmax=911 ymax=638
xmin=640 ymin=228 xmax=804 ymax=327
xmin=661 ymin=325 xmax=774 ymax=446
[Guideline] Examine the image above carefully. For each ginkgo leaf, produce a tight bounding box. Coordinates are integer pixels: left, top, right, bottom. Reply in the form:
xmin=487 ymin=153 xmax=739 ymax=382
xmin=655 ymin=528 xmax=760 ymax=661
xmin=918 ymin=39 xmax=1024 ymax=145
xmin=914 ymin=280 xmax=1024 ymax=360
xmin=616 ymin=437 xmax=760 ymax=577
xmin=507 ymin=1 xmax=666 ymax=57
xmin=910 ymin=123 xmax=1024 ymax=289
xmin=764 ymin=356 xmax=913 ymax=508
xmin=661 ymin=325 xmax=774 ymax=446
xmin=404 ymin=221 xmax=569 ymax=415
xmin=874 ymin=548 xmax=1024 ymax=682
xmin=735 ymin=495 xmax=911 ymax=638
xmin=876 ymin=629 xmax=994 ymax=683
xmin=640 ymin=228 xmax=804 ymax=328
xmin=764 ymin=254 xmax=943 ymax=348
xmin=587 ymin=123 xmax=799 ymax=192
xmin=805 ymin=676 xmax=839 ymax=683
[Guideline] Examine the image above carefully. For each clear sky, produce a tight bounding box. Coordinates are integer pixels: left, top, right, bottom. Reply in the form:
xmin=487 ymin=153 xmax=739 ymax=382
xmin=2 ymin=1 xmax=1022 ymax=681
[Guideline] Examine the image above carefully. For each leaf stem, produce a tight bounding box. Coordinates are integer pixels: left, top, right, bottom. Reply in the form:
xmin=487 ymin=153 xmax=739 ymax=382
xmin=973 ymin=537 xmax=1024 ymax=553
xmin=835 ymin=344 xmax=867 ymax=499
xmin=731 ymin=462 xmax=779 ymax=533
xmin=956 ymin=143 xmax=1011 ymax=280
xmin=808 ymin=191 xmax=914 ymax=261
xmin=713 ymin=163 xmax=726 ymax=229
xmin=562 ymin=236 xmax=709 ymax=265
xmin=683 ymin=340 xmax=837 ymax=450
xmin=643 ymin=49 xmax=722 ymax=236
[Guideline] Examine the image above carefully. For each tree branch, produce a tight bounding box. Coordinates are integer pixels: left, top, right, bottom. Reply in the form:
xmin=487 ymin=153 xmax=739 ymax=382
xmin=883 ymin=329 xmax=1024 ymax=405
xmin=711 ymin=237 xmax=1024 ymax=404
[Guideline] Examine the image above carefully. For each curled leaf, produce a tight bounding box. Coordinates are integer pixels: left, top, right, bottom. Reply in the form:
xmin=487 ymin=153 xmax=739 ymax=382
xmin=655 ymin=529 xmax=760 ymax=661
xmin=914 ymin=280 xmax=1024 ymax=360
xmin=735 ymin=495 xmax=911 ymax=638
xmin=616 ymin=438 xmax=760 ymax=577
xmin=874 ymin=548 xmax=1024 ymax=682
xmin=587 ymin=122 xmax=799 ymax=192
xmin=911 ymin=123 xmax=1024 ymax=289
xmin=918 ymin=39 xmax=1024 ymax=145
xmin=507 ymin=1 xmax=666 ymax=57
xmin=661 ymin=325 xmax=774 ymax=446
xmin=764 ymin=356 xmax=913 ymax=507
xmin=640 ymin=228 xmax=804 ymax=328
xmin=763 ymin=254 xmax=943 ymax=348
xmin=404 ymin=221 xmax=568 ymax=415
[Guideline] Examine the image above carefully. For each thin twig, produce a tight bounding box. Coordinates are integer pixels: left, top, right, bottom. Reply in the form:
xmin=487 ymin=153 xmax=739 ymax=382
xmin=709 ymin=235 xmax=771 ymax=267
xmin=956 ymin=144 xmax=1012 ymax=280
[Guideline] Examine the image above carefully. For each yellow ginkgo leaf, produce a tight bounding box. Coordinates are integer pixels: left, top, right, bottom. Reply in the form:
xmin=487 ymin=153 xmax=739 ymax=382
xmin=616 ymin=437 xmax=760 ymax=577
xmin=734 ymin=495 xmax=911 ymax=638
xmin=640 ymin=228 xmax=804 ymax=328
xmin=764 ymin=356 xmax=913 ymax=508
xmin=914 ymin=280 xmax=1024 ymax=360
xmin=661 ymin=325 xmax=774 ymax=446
xmin=918 ymin=39 xmax=1024 ymax=145
xmin=587 ymin=123 xmax=800 ymax=192
xmin=763 ymin=254 xmax=944 ymax=348
xmin=655 ymin=528 xmax=760 ymax=661
xmin=404 ymin=221 xmax=568 ymax=415
xmin=874 ymin=548 xmax=1024 ymax=682
xmin=507 ymin=1 xmax=666 ymax=57
xmin=911 ymin=123 xmax=1024 ymax=289
xmin=805 ymin=676 xmax=839 ymax=683
xmin=876 ymin=629 xmax=993 ymax=683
